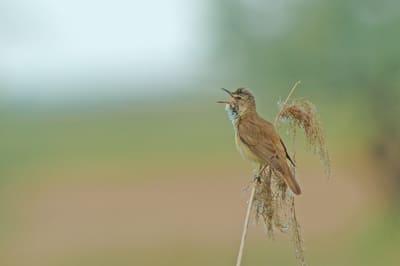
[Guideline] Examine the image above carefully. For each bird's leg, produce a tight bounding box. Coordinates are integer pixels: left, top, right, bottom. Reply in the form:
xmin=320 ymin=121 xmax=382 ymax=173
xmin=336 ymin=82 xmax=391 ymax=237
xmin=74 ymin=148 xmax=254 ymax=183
xmin=253 ymin=165 xmax=261 ymax=183
xmin=254 ymin=164 xmax=267 ymax=184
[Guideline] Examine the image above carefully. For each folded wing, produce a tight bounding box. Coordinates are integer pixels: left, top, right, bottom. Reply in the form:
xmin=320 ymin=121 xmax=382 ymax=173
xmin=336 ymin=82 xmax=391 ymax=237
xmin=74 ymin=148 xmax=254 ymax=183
xmin=238 ymin=116 xmax=301 ymax=195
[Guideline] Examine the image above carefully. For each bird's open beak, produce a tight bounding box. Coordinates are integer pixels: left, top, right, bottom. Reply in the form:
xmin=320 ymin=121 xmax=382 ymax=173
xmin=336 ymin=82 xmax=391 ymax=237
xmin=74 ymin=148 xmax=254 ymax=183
xmin=217 ymin=88 xmax=234 ymax=104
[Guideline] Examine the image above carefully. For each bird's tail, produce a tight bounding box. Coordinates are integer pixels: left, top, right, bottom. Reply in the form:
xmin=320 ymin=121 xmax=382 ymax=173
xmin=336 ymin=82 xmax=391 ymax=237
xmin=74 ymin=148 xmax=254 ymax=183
xmin=280 ymin=161 xmax=301 ymax=195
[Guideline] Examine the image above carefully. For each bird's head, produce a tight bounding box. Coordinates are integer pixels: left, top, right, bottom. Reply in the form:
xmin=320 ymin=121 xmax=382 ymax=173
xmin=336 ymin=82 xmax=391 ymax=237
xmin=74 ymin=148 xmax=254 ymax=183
xmin=217 ymin=88 xmax=256 ymax=115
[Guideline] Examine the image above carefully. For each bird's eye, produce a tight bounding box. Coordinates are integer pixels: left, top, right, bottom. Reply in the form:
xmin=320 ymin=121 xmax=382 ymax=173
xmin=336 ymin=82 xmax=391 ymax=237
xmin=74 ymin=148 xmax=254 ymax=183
xmin=234 ymin=96 xmax=242 ymax=100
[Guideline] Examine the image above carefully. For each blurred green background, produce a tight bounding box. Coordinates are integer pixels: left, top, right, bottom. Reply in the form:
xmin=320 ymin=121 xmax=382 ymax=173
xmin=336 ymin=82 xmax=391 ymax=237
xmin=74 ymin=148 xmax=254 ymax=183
xmin=1 ymin=0 xmax=399 ymax=265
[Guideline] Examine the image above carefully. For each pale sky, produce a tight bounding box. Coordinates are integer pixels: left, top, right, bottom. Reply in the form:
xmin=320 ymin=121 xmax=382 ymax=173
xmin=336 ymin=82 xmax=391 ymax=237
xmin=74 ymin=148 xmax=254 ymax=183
xmin=0 ymin=0 xmax=207 ymax=102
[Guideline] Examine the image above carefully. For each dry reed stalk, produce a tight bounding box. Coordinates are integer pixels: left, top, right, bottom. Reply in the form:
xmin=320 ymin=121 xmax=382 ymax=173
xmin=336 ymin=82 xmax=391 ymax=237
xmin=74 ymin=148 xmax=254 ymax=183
xmin=274 ymin=80 xmax=301 ymax=125
xmin=236 ymin=184 xmax=256 ymax=266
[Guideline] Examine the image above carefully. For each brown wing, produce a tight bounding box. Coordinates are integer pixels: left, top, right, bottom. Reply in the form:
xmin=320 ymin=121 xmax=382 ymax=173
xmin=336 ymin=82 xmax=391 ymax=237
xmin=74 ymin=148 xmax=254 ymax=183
xmin=238 ymin=115 xmax=301 ymax=195
xmin=280 ymin=138 xmax=295 ymax=167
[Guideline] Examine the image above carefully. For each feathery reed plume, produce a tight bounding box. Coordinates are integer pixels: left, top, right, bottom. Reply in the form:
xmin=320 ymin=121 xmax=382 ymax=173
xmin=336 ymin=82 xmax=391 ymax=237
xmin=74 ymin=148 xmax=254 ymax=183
xmin=277 ymin=98 xmax=331 ymax=177
xmin=253 ymin=165 xmax=306 ymax=266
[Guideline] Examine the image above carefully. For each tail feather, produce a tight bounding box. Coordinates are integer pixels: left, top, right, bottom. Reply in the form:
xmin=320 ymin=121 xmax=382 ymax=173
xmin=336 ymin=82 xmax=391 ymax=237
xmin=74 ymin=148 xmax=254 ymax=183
xmin=282 ymin=170 xmax=301 ymax=195
xmin=278 ymin=157 xmax=301 ymax=195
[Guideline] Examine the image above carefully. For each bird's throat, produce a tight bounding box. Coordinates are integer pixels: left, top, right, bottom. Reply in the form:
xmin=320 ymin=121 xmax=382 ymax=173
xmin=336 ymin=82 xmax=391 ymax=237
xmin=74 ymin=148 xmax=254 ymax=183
xmin=225 ymin=104 xmax=239 ymax=125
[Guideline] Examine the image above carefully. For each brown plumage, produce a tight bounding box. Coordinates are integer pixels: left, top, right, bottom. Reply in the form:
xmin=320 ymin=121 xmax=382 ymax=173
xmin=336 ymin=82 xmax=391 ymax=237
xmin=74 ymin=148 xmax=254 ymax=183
xmin=218 ymin=88 xmax=301 ymax=195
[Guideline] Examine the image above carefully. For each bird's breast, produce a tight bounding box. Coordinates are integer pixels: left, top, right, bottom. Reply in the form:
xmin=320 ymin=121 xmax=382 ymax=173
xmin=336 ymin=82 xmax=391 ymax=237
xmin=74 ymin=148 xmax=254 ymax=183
xmin=234 ymin=133 xmax=263 ymax=163
xmin=225 ymin=104 xmax=262 ymax=164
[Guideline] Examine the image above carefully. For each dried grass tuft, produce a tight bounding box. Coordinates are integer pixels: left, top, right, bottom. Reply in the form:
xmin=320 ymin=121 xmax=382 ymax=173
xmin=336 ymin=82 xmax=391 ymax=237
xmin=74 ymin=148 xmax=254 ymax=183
xmin=253 ymin=166 xmax=306 ymax=266
xmin=278 ymin=98 xmax=331 ymax=177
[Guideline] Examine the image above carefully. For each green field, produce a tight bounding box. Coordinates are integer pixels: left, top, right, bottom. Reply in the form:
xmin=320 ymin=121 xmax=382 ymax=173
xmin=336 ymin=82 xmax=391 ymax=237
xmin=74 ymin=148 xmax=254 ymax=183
xmin=1 ymin=99 xmax=398 ymax=265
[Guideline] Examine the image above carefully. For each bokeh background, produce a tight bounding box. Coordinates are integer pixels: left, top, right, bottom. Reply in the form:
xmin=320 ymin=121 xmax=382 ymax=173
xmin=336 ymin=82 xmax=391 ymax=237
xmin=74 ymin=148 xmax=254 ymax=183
xmin=1 ymin=0 xmax=399 ymax=265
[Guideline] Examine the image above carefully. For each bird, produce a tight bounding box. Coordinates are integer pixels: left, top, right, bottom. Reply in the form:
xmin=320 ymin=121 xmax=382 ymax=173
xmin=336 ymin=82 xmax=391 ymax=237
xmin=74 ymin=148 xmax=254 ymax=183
xmin=217 ymin=88 xmax=301 ymax=195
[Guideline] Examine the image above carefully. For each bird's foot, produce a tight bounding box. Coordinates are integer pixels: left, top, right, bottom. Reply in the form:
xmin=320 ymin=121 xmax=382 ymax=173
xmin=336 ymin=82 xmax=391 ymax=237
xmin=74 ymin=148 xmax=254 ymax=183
xmin=254 ymin=173 xmax=262 ymax=184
